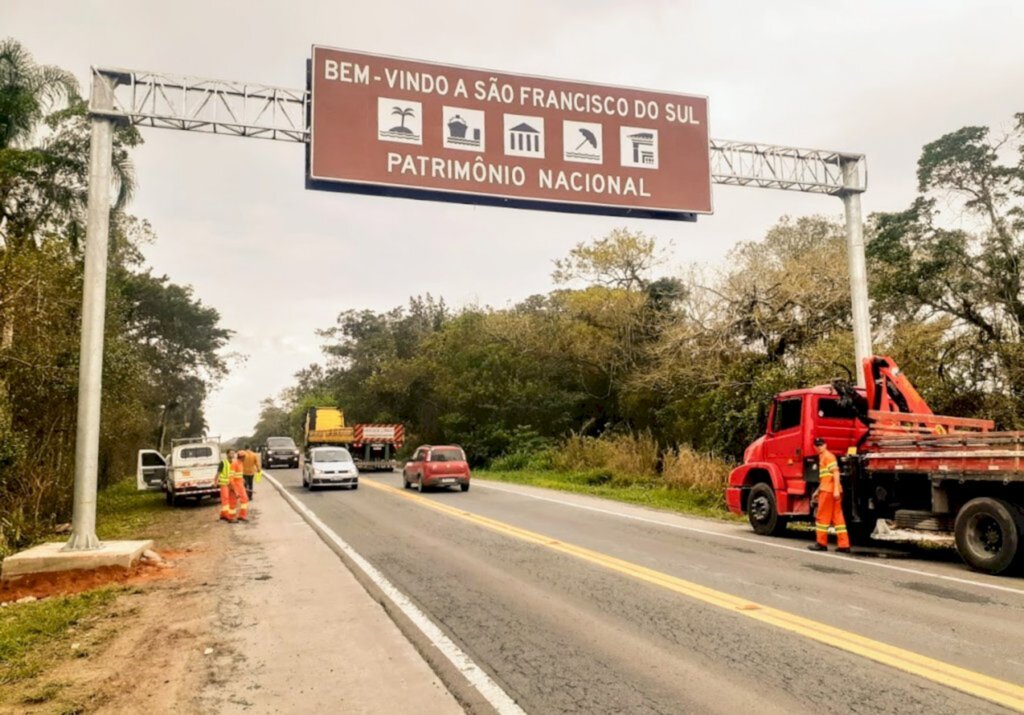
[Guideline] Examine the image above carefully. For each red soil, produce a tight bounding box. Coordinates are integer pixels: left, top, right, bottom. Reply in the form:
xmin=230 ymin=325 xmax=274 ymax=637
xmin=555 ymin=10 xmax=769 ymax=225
xmin=0 ymin=550 xmax=186 ymax=603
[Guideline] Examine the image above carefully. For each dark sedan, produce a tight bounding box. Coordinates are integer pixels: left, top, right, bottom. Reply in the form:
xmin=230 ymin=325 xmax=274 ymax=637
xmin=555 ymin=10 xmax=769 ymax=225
xmin=261 ymin=436 xmax=300 ymax=469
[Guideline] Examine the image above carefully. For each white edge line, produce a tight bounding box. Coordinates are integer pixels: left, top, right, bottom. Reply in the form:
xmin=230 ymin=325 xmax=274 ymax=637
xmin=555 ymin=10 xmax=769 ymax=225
xmin=473 ymin=481 xmax=1024 ymax=598
xmin=265 ymin=473 xmax=525 ymax=715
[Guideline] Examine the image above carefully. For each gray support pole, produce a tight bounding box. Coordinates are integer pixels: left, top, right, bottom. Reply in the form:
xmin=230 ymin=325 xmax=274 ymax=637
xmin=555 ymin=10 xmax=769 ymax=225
xmin=64 ymin=76 xmax=115 ymax=551
xmin=841 ymin=158 xmax=872 ymax=387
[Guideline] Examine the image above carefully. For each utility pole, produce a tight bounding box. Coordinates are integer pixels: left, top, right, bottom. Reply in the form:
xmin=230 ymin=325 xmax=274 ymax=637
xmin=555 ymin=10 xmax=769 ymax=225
xmin=64 ymin=72 xmax=115 ymax=551
xmin=840 ymin=157 xmax=872 ymax=387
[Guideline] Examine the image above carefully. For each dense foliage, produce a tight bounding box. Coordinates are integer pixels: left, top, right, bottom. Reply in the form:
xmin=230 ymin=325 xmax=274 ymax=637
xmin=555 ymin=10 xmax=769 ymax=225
xmin=0 ymin=40 xmax=230 ymax=553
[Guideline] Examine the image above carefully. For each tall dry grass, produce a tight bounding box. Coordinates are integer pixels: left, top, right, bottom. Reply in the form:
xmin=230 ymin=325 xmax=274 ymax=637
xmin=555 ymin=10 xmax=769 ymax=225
xmin=661 ymin=446 xmax=732 ymax=494
xmin=550 ymin=431 xmax=660 ymax=483
xmin=544 ymin=430 xmax=732 ymax=496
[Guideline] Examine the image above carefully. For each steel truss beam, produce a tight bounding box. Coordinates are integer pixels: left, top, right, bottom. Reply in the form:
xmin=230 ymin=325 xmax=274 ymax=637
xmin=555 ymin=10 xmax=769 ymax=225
xmin=90 ymin=68 xmax=308 ymax=142
xmin=710 ymin=139 xmax=866 ymax=195
xmin=90 ymin=68 xmax=867 ymax=195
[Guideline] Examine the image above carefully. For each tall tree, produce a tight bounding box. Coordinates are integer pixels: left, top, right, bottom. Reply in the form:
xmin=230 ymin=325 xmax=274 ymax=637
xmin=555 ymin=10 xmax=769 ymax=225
xmin=869 ymin=114 xmax=1024 ymax=423
xmin=1 ymin=39 xmax=139 ymax=353
xmin=552 ymin=228 xmax=662 ymax=290
xmin=0 ymin=37 xmax=77 ymax=149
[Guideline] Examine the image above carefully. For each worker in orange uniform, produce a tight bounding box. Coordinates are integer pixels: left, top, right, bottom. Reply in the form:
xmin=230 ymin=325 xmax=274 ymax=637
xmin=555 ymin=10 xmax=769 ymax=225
xmin=218 ymin=448 xmax=250 ymax=523
xmin=240 ymin=445 xmax=262 ymax=501
xmin=808 ymin=437 xmax=850 ymax=553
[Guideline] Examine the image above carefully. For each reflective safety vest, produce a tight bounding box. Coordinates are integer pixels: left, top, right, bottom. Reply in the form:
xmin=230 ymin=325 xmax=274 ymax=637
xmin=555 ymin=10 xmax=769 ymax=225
xmin=819 ymin=450 xmax=840 ymax=494
xmin=219 ymin=458 xmax=242 ymax=486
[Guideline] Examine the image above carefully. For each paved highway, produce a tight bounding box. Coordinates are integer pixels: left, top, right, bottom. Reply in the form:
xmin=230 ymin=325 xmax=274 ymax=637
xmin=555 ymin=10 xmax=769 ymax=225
xmin=268 ymin=467 xmax=1024 ymax=714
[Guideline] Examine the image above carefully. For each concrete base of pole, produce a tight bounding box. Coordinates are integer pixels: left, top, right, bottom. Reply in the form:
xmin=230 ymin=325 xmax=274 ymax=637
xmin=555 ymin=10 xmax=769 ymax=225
xmin=1 ymin=540 xmax=153 ymax=581
xmin=63 ymin=531 xmax=102 ymax=551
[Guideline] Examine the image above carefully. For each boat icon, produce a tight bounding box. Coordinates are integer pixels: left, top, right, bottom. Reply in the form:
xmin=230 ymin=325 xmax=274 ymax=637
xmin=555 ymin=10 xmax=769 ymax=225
xmin=447 ymin=115 xmax=469 ymax=139
xmin=444 ymin=111 xmax=482 ymax=148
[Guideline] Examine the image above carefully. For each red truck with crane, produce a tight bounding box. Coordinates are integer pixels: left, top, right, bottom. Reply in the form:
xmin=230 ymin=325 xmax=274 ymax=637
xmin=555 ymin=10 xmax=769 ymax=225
xmin=727 ymin=355 xmax=1024 ymax=574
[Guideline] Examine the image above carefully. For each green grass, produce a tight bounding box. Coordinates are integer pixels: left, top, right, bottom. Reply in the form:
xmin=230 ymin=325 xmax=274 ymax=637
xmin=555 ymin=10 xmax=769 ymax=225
xmin=94 ymin=480 xmax=169 ymax=541
xmin=476 ymin=469 xmax=741 ymax=520
xmin=0 ymin=587 xmax=120 ymax=685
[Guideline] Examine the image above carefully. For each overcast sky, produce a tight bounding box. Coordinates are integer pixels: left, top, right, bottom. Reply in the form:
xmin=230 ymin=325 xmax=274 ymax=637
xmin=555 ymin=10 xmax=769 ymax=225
xmin=4 ymin=1 xmax=1023 ymax=439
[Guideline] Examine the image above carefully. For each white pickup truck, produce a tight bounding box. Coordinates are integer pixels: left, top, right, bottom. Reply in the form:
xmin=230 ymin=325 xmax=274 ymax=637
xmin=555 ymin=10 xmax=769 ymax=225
xmin=137 ymin=437 xmax=222 ymax=506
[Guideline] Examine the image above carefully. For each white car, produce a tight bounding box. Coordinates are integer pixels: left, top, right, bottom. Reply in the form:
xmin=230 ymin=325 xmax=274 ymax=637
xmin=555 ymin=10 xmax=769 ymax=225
xmin=303 ymin=446 xmax=359 ymax=490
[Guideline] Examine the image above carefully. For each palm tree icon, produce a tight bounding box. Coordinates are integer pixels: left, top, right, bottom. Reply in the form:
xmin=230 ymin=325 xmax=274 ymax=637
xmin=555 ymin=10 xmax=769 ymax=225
xmin=391 ymin=106 xmax=415 ymax=134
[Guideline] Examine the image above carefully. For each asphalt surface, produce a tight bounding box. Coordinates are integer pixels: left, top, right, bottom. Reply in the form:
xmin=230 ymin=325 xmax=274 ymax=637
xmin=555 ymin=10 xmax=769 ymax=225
xmin=270 ymin=467 xmax=1024 ymax=714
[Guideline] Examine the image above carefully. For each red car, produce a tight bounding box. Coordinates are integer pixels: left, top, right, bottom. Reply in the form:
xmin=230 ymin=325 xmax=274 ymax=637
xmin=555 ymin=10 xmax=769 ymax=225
xmin=402 ymin=445 xmax=471 ymax=492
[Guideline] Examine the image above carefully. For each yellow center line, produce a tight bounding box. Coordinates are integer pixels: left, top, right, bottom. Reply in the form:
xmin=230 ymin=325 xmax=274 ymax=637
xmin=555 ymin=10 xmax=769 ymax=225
xmin=362 ymin=478 xmax=1024 ymax=712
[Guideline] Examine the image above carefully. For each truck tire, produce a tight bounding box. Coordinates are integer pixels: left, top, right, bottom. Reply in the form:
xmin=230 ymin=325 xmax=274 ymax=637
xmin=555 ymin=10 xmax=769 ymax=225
xmin=747 ymin=483 xmax=788 ymax=537
xmin=165 ymin=490 xmax=176 ymax=507
xmin=954 ymin=497 xmax=1023 ymax=575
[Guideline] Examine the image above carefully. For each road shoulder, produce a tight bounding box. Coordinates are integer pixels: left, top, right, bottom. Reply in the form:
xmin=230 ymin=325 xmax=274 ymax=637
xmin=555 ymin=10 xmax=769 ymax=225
xmin=199 ymin=476 xmax=462 ymax=714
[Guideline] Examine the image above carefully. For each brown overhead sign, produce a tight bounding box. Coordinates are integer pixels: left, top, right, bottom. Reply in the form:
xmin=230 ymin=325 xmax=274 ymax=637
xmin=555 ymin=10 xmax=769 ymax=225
xmin=308 ymin=46 xmax=712 ymax=220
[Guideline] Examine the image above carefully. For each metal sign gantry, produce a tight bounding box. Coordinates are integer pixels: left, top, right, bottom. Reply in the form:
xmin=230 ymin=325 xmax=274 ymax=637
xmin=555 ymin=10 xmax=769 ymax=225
xmin=65 ymin=67 xmax=870 ymax=550
xmin=88 ymin=68 xmax=868 ymax=192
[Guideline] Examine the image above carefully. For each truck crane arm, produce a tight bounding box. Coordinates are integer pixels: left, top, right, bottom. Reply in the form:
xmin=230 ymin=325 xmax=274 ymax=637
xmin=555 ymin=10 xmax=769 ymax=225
xmin=864 ymin=355 xmax=934 ymax=416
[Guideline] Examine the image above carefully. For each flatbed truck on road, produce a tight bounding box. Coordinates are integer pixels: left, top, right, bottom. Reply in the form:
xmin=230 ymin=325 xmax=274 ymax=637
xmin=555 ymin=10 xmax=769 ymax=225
xmin=304 ymin=407 xmax=404 ymax=471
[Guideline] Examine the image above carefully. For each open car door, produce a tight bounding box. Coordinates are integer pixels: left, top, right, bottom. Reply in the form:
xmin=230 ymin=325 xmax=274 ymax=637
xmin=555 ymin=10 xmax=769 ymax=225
xmin=137 ymin=449 xmax=167 ymax=491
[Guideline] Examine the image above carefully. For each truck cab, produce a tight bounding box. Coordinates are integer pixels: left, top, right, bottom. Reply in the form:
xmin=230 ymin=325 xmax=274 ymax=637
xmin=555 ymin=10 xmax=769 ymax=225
xmin=727 ymin=385 xmax=867 ymax=535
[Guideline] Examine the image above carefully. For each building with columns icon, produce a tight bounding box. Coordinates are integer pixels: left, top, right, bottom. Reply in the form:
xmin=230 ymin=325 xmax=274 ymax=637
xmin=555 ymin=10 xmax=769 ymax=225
xmin=504 ymin=114 xmax=545 ymax=158
xmin=510 ymin=123 xmax=540 ymax=152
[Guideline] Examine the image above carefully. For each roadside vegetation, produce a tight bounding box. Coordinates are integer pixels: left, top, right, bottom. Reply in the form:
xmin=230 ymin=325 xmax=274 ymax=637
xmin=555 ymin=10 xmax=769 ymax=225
xmin=0 ymin=38 xmax=231 ymax=555
xmin=94 ymin=481 xmax=171 ymax=542
xmin=0 ymin=587 xmax=121 ymax=686
xmin=479 ymin=433 xmax=734 ymax=518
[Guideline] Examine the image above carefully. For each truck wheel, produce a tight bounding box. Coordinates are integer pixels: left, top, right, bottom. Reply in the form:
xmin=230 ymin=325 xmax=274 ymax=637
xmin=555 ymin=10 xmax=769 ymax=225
xmin=747 ymin=483 xmax=788 ymax=537
xmin=955 ymin=498 xmax=1022 ymax=575
xmin=165 ymin=490 xmax=174 ymax=506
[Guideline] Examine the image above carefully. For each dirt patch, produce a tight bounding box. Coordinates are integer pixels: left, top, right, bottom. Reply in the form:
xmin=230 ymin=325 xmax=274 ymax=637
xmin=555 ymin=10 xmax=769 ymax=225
xmin=0 ymin=553 xmax=182 ymax=605
xmin=0 ymin=503 xmax=231 ymax=714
